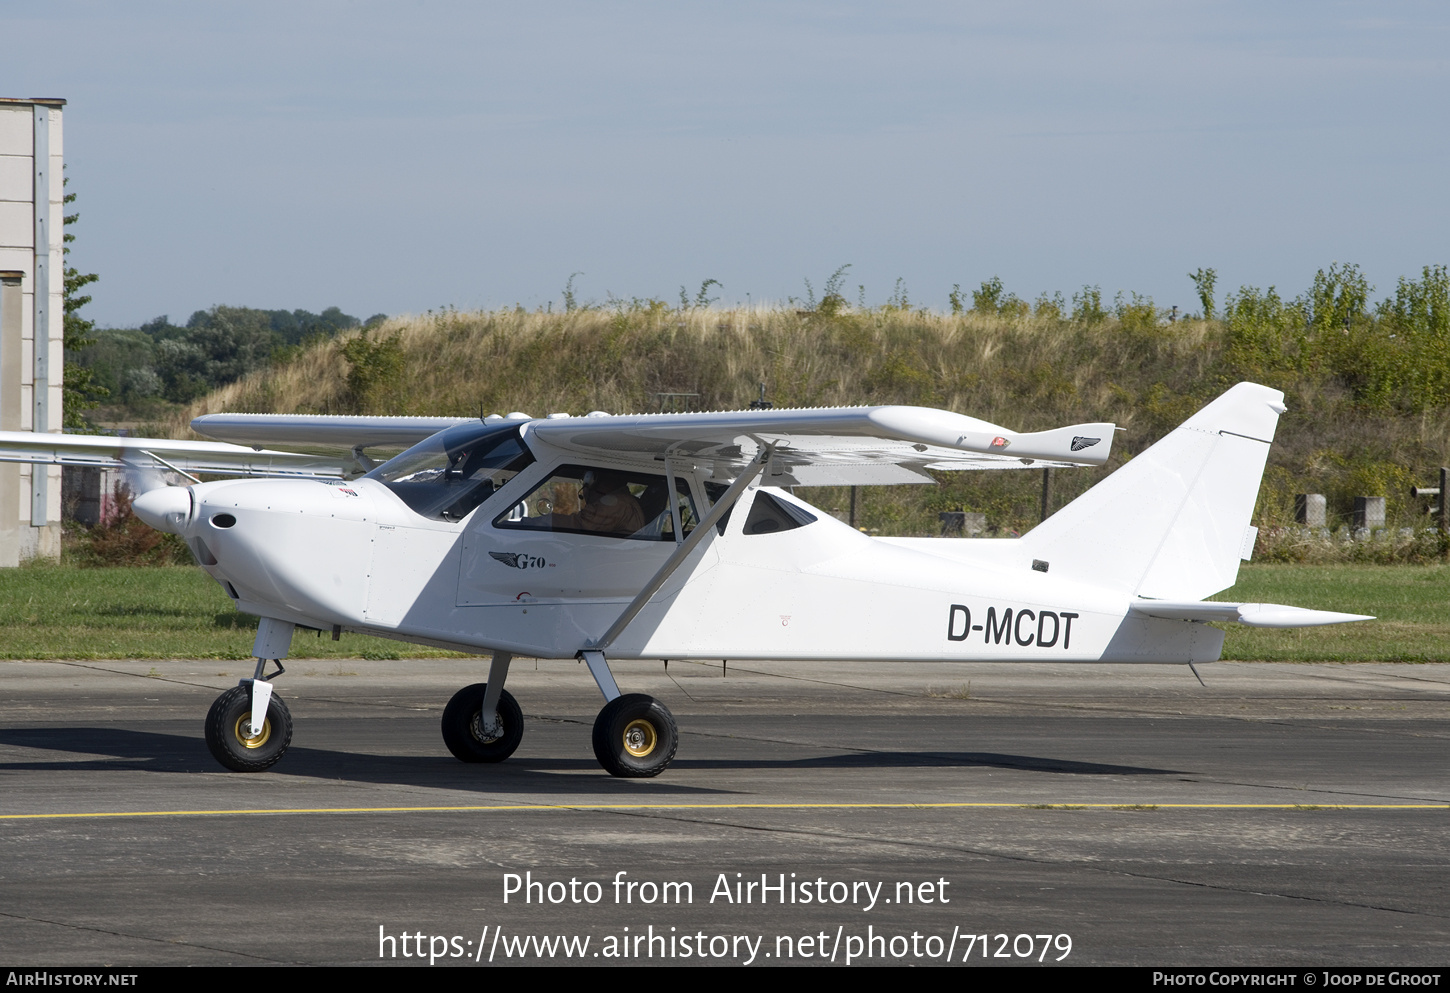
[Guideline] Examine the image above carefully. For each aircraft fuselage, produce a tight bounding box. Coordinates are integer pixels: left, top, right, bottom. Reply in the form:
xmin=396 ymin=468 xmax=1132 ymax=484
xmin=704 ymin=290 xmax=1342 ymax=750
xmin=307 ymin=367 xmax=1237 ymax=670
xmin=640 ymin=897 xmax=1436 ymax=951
xmin=175 ymin=468 xmax=1216 ymax=666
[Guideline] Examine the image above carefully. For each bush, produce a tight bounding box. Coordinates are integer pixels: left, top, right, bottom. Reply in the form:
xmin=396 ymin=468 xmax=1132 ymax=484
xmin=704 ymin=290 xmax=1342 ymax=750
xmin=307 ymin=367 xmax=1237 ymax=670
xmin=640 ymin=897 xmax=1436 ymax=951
xmin=341 ymin=330 xmax=406 ymax=413
xmin=1254 ymin=525 xmax=1446 ymax=565
xmin=66 ymin=484 xmax=190 ymax=567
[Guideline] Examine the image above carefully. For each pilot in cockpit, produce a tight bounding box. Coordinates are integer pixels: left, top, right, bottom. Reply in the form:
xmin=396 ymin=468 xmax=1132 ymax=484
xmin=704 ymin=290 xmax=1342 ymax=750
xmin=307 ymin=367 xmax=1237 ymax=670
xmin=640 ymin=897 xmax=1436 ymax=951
xmin=549 ymin=469 xmax=645 ymax=535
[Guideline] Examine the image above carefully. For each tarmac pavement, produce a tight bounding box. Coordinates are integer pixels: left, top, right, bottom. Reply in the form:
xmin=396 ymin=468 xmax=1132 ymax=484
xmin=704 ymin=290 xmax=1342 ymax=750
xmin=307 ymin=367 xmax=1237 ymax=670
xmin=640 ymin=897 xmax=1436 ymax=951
xmin=1 ymin=657 xmax=1447 ymax=966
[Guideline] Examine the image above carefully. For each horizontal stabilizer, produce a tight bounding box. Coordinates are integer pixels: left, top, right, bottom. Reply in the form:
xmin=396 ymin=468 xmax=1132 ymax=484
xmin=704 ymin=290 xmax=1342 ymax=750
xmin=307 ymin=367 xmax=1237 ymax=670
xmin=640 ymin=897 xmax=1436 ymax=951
xmin=1129 ymin=600 xmax=1374 ymax=628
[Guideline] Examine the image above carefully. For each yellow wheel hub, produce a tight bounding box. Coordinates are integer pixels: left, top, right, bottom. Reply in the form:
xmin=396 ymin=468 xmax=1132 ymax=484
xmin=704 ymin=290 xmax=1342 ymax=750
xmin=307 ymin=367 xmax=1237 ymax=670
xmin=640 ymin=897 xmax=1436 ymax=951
xmin=233 ymin=714 xmax=272 ymax=749
xmin=622 ymin=718 xmax=657 ymax=757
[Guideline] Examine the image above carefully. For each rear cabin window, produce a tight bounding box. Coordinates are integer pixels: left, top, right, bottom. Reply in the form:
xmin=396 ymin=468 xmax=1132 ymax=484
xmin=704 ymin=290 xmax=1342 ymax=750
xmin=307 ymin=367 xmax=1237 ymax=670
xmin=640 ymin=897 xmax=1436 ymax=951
xmin=495 ymin=465 xmax=700 ymax=542
xmin=742 ymin=491 xmax=818 ymax=535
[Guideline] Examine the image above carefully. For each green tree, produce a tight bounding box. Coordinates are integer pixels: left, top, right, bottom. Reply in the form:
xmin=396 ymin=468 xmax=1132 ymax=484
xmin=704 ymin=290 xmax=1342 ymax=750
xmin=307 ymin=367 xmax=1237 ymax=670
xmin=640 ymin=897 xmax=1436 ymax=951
xmin=1307 ymin=262 xmax=1371 ymax=334
xmin=1375 ymin=264 xmax=1450 ymax=410
xmin=155 ymin=306 xmax=279 ymax=402
xmin=817 ymin=264 xmax=852 ymax=316
xmin=1189 ymin=267 xmax=1217 ymax=320
xmin=341 ymin=330 xmax=406 ymax=413
xmin=1308 ymin=262 xmax=1387 ymax=406
xmin=972 ymin=276 xmax=1004 ymax=313
xmin=1222 ymin=284 xmax=1305 ymax=380
xmin=62 ymin=181 xmax=104 ymax=429
xmin=1072 ymin=285 xmax=1106 ymax=325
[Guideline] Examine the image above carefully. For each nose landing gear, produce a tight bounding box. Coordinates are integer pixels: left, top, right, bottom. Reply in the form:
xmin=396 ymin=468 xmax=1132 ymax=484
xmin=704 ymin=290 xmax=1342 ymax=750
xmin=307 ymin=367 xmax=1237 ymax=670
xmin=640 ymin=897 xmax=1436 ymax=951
xmin=205 ymin=681 xmax=293 ymax=772
xmin=204 ymin=617 xmax=295 ymax=772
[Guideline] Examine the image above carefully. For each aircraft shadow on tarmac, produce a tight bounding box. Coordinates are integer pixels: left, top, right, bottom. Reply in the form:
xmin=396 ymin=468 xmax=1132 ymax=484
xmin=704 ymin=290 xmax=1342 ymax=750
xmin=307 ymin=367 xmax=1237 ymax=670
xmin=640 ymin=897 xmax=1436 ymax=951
xmin=668 ymin=752 xmax=1184 ymax=776
xmin=0 ymin=725 xmax=1186 ymax=797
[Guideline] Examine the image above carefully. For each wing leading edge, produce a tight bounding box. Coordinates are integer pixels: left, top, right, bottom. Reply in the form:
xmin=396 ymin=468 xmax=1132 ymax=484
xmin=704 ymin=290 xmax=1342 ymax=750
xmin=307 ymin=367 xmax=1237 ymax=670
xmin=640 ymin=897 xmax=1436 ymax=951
xmin=191 ymin=413 xmax=474 ymax=450
xmin=0 ymin=431 xmax=350 ymax=480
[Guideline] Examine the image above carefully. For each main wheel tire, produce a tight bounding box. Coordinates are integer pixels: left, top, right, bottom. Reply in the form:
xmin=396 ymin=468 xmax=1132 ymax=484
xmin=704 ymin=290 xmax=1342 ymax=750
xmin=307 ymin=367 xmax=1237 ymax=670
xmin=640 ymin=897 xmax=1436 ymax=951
xmin=591 ymin=694 xmax=678 ymax=778
xmin=441 ymin=683 xmax=524 ymax=763
xmin=204 ymin=685 xmax=293 ymax=772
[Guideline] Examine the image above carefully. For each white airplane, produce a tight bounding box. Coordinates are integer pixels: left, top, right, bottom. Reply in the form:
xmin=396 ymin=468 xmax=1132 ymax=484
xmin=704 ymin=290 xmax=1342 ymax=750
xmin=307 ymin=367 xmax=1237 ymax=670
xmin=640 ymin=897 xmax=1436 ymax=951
xmin=0 ymin=382 xmax=1369 ymax=777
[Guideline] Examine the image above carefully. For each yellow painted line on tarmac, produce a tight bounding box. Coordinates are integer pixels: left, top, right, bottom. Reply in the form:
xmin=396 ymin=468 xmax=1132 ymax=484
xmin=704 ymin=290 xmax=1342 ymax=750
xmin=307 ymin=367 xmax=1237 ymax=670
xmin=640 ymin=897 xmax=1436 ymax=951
xmin=1 ymin=801 xmax=1447 ymax=821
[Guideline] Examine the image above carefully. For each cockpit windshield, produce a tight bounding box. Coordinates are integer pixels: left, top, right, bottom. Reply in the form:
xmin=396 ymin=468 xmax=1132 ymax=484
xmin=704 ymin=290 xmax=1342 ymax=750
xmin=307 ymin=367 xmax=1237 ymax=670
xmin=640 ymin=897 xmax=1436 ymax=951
xmin=366 ymin=422 xmax=534 ymax=522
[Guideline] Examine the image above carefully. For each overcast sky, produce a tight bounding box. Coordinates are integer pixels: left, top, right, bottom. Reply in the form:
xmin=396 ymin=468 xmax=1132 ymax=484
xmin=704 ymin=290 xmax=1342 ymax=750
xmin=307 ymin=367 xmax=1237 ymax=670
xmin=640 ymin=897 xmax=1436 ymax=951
xmin=8 ymin=1 xmax=1449 ymax=326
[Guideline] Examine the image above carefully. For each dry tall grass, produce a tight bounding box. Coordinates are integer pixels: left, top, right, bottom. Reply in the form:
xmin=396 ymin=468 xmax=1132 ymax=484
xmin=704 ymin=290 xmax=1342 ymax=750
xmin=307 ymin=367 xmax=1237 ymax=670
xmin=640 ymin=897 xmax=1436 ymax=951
xmin=172 ymin=306 xmax=1219 ymax=428
xmin=161 ymin=305 xmax=1450 ymax=540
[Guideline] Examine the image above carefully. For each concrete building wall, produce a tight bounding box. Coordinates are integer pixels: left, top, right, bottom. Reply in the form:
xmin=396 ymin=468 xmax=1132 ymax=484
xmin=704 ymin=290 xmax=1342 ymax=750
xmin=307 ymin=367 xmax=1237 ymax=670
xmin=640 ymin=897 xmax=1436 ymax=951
xmin=0 ymin=98 xmax=66 ymax=564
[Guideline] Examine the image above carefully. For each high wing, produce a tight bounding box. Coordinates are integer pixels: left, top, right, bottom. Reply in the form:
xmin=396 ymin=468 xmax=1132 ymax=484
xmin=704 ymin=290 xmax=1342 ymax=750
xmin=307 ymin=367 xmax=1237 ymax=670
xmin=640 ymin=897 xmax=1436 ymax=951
xmin=193 ymin=406 xmax=1118 ymax=487
xmin=0 ymin=404 xmax=1113 ymax=490
xmin=0 ymin=430 xmax=352 ymax=481
xmin=525 ymin=406 xmax=1116 ymax=486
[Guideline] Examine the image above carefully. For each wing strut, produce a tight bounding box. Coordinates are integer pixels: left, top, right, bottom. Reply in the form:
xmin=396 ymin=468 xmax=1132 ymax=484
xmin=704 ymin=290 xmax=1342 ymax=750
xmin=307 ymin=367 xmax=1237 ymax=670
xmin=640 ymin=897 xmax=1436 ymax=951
xmin=587 ymin=445 xmax=775 ymax=654
xmin=139 ymin=449 xmax=202 ymax=485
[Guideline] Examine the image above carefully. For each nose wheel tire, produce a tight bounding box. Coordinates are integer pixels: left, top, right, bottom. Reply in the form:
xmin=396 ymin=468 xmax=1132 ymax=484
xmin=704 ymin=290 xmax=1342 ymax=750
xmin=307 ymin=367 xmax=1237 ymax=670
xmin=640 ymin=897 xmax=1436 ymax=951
xmin=592 ymin=694 xmax=678 ymax=778
xmin=204 ymin=685 xmax=293 ymax=772
xmin=442 ymin=683 xmax=524 ymax=762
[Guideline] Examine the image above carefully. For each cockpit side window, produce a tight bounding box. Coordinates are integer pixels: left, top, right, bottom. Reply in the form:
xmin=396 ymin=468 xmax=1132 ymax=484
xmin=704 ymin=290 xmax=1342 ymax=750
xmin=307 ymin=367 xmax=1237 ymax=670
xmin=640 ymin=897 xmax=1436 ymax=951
xmin=366 ymin=423 xmax=535 ymax=522
xmin=494 ymin=464 xmax=699 ymax=542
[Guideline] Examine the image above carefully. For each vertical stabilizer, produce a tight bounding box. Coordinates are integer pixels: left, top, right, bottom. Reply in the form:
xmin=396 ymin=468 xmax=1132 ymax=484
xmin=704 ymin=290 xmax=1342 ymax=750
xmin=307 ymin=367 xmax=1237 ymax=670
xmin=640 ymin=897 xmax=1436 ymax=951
xmin=1021 ymin=382 xmax=1284 ymax=601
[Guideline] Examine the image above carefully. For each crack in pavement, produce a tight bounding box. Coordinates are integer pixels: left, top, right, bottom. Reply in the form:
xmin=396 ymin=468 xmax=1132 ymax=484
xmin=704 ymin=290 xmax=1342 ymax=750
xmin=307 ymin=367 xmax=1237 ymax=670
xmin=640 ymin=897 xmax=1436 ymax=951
xmin=0 ymin=909 xmax=292 ymax=963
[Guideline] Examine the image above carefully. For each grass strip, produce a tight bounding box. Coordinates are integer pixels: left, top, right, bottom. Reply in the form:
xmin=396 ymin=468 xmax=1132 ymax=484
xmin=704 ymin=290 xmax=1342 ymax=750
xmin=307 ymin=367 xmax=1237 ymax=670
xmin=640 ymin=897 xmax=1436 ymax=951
xmin=0 ymin=562 xmax=1440 ymax=662
xmin=0 ymin=563 xmax=467 ymax=660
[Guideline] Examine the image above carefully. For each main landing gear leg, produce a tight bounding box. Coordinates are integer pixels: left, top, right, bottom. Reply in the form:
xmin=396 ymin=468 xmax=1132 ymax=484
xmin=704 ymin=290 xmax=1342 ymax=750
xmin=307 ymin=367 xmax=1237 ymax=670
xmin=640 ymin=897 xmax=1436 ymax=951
xmin=204 ymin=617 xmax=295 ymax=772
xmin=580 ymin=650 xmax=678 ymax=779
xmin=442 ymin=651 xmax=523 ymax=762
xmin=574 ymin=448 xmax=769 ymax=780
